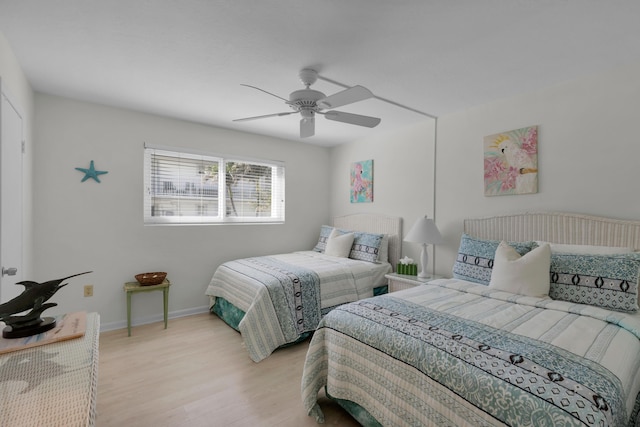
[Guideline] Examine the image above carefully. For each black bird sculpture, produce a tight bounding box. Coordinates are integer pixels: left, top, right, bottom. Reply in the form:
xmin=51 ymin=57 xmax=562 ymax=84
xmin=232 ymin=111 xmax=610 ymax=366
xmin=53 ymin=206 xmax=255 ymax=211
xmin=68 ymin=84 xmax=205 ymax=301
xmin=0 ymin=271 xmax=91 ymax=338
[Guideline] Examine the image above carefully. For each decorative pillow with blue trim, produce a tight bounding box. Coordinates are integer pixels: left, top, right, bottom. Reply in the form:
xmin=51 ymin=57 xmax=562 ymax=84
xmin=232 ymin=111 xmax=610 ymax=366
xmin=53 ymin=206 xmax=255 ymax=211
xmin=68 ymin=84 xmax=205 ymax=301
xmin=452 ymin=234 xmax=536 ymax=285
xmin=312 ymin=226 xmax=384 ymax=263
xmin=549 ymin=253 xmax=640 ymax=312
xmin=348 ymin=231 xmax=384 ymax=263
xmin=313 ymin=225 xmax=334 ymax=252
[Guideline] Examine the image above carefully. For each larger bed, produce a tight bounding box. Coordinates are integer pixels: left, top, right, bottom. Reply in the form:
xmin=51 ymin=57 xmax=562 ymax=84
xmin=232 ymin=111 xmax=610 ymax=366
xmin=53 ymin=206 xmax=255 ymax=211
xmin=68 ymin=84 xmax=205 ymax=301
xmin=302 ymin=212 xmax=640 ymax=426
xmin=205 ymin=213 xmax=402 ymax=362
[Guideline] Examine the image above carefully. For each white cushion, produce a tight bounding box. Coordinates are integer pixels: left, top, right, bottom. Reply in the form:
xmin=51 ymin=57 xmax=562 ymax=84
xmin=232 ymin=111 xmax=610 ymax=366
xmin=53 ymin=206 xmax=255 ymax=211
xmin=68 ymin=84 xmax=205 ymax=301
xmin=324 ymin=229 xmax=355 ymax=258
xmin=489 ymin=241 xmax=551 ymax=297
xmin=378 ymin=234 xmax=389 ymax=263
xmin=535 ymin=241 xmax=633 ymax=255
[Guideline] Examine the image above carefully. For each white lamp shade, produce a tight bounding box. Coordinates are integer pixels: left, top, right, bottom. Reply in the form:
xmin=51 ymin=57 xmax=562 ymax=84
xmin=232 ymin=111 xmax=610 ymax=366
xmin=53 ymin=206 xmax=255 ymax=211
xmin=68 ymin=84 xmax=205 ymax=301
xmin=404 ymin=216 xmax=443 ymax=245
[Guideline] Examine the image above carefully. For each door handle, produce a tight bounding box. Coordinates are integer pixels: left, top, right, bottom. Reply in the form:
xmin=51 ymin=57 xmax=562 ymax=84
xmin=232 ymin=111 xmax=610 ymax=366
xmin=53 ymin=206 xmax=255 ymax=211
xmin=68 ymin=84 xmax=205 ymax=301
xmin=2 ymin=267 xmax=17 ymax=276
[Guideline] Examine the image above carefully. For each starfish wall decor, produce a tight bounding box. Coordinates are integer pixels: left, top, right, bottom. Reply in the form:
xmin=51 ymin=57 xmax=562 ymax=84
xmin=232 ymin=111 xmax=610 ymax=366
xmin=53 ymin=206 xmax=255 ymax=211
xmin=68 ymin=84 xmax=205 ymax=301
xmin=75 ymin=160 xmax=108 ymax=183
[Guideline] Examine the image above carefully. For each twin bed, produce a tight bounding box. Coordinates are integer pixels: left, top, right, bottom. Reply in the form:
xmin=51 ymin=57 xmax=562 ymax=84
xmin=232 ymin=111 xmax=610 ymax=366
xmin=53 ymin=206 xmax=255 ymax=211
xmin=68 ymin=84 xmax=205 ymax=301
xmin=205 ymin=211 xmax=640 ymax=425
xmin=302 ymin=212 xmax=640 ymax=426
xmin=205 ymin=213 xmax=402 ymax=362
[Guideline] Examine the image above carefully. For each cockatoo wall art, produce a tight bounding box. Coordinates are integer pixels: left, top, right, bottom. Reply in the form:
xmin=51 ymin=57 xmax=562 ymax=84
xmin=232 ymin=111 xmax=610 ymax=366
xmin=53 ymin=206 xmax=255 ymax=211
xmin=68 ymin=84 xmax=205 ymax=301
xmin=484 ymin=126 xmax=538 ymax=196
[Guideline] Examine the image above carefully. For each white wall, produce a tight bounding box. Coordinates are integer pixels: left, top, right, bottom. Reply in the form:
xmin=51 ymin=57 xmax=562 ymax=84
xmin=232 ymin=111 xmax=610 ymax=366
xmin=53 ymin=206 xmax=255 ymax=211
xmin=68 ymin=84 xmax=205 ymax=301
xmin=329 ymin=119 xmax=437 ymax=269
xmin=34 ymin=94 xmax=331 ymax=329
xmin=331 ymin=61 xmax=640 ymax=278
xmin=435 ymin=61 xmax=640 ymax=276
xmin=12 ymin=34 xmax=640 ymax=330
xmin=0 ymin=31 xmax=34 ymax=279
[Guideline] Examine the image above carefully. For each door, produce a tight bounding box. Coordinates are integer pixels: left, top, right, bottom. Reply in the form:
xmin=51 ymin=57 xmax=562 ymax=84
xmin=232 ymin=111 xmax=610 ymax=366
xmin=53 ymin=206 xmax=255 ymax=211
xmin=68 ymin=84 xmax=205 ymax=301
xmin=0 ymin=81 xmax=24 ymax=303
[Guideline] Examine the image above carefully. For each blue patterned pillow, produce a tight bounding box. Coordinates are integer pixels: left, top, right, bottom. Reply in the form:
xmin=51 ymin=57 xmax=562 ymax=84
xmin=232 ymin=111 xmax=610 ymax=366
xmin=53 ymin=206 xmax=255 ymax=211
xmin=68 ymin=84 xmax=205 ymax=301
xmin=347 ymin=230 xmax=384 ymax=263
xmin=549 ymin=253 xmax=640 ymax=312
xmin=313 ymin=225 xmax=334 ymax=252
xmin=313 ymin=226 xmax=383 ymax=263
xmin=452 ymin=234 xmax=536 ymax=285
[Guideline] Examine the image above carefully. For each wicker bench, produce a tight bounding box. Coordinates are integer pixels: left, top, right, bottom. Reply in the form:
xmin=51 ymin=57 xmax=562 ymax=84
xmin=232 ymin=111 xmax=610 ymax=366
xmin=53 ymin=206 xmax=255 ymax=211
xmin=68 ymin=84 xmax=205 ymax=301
xmin=0 ymin=312 xmax=100 ymax=426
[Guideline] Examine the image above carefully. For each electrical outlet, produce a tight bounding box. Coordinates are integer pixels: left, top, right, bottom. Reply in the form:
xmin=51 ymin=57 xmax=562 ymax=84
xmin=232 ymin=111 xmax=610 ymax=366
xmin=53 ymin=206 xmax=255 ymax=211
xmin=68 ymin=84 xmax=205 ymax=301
xmin=84 ymin=285 xmax=93 ymax=297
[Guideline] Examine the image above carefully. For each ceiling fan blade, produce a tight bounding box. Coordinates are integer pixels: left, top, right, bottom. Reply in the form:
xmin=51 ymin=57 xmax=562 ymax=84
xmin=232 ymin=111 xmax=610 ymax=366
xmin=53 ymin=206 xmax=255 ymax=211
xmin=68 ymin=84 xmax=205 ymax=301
xmin=300 ymin=117 xmax=315 ymax=138
xmin=240 ymin=84 xmax=288 ymax=102
xmin=323 ymin=110 xmax=381 ymax=128
xmin=233 ymin=112 xmax=296 ymax=122
xmin=317 ymin=85 xmax=373 ymax=109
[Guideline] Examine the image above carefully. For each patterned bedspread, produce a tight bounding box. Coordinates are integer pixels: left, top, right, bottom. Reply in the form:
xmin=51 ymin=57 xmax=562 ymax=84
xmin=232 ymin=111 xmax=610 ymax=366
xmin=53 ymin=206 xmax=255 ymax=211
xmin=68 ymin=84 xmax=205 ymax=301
xmin=302 ymin=278 xmax=640 ymax=426
xmin=205 ymin=251 xmax=390 ymax=362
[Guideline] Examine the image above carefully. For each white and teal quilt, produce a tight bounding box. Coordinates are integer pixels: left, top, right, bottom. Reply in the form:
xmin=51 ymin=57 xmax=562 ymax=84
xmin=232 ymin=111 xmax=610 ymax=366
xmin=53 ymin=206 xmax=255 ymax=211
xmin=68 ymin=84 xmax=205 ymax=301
xmin=302 ymin=278 xmax=640 ymax=426
xmin=205 ymin=251 xmax=390 ymax=362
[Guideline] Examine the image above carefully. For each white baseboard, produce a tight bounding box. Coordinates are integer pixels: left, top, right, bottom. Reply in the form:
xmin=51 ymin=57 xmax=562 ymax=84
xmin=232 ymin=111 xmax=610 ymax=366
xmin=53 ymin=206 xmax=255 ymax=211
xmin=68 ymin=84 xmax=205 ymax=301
xmin=99 ymin=305 xmax=210 ymax=332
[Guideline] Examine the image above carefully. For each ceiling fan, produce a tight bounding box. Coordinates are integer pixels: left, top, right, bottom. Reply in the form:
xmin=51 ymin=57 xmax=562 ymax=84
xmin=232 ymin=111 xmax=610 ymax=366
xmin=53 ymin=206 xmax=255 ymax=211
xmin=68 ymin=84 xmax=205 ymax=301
xmin=234 ymin=69 xmax=381 ymax=138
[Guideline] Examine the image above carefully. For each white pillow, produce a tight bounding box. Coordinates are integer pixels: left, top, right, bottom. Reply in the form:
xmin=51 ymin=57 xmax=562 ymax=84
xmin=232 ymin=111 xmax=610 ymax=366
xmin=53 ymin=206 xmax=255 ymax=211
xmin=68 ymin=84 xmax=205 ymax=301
xmin=535 ymin=241 xmax=633 ymax=255
xmin=378 ymin=234 xmax=389 ymax=263
xmin=324 ymin=229 xmax=355 ymax=258
xmin=489 ymin=241 xmax=551 ymax=297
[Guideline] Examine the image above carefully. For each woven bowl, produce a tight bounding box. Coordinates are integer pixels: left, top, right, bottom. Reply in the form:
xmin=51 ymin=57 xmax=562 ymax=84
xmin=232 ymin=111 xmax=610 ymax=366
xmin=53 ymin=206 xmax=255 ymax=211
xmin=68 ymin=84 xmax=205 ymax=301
xmin=135 ymin=272 xmax=167 ymax=286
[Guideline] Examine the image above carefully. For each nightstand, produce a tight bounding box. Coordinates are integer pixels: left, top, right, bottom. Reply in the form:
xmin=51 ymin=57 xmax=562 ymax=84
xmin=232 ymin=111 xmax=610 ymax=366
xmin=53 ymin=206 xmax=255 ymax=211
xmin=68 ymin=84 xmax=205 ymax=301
xmin=385 ymin=272 xmax=444 ymax=292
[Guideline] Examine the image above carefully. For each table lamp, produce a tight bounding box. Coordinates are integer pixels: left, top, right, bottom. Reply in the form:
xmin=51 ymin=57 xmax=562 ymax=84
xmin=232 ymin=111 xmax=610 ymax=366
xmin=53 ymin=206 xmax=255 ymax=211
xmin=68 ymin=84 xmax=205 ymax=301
xmin=404 ymin=215 xmax=443 ymax=278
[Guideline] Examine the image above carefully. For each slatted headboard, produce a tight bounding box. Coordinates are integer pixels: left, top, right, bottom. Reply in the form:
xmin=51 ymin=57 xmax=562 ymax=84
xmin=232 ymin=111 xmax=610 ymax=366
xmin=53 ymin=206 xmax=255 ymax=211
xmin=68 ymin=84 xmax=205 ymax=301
xmin=464 ymin=212 xmax=640 ymax=250
xmin=333 ymin=214 xmax=402 ymax=269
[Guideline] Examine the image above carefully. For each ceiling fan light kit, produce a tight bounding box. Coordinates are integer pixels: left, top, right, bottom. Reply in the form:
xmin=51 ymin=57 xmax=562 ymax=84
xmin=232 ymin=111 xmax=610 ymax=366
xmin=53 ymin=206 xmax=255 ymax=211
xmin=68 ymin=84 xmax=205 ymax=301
xmin=234 ymin=68 xmax=381 ymax=138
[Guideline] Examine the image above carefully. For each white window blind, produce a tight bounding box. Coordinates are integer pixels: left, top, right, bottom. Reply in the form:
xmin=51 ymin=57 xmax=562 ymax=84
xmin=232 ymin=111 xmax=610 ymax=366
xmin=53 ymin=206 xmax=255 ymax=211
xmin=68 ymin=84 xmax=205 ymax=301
xmin=144 ymin=145 xmax=285 ymax=224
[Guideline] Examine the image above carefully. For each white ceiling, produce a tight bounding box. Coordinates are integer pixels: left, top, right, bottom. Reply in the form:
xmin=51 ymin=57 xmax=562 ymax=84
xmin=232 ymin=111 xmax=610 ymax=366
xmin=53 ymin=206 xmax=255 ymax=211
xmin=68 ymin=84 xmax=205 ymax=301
xmin=1 ymin=1 xmax=639 ymax=146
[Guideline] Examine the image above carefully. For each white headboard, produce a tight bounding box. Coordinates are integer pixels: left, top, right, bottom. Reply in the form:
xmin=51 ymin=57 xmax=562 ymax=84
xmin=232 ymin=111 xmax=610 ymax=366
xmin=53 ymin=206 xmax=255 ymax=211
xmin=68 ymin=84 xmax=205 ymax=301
xmin=464 ymin=212 xmax=640 ymax=250
xmin=333 ymin=214 xmax=402 ymax=269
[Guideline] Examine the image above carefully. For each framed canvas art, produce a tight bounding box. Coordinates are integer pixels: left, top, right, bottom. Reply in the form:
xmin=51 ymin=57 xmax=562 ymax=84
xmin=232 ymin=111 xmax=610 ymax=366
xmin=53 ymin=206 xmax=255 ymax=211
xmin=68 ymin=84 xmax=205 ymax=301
xmin=351 ymin=159 xmax=373 ymax=203
xmin=484 ymin=126 xmax=538 ymax=196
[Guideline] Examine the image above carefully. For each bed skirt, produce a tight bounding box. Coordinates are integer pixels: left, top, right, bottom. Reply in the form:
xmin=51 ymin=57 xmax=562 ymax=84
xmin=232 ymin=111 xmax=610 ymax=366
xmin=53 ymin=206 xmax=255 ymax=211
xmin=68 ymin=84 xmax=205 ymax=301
xmin=210 ymin=296 xmax=313 ymax=346
xmin=210 ymin=284 xmax=388 ymax=343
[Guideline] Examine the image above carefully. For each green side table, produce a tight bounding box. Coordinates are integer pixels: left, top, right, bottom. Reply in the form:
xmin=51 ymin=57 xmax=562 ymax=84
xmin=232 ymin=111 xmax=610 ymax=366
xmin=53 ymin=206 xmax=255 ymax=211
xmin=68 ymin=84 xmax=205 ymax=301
xmin=123 ymin=279 xmax=171 ymax=336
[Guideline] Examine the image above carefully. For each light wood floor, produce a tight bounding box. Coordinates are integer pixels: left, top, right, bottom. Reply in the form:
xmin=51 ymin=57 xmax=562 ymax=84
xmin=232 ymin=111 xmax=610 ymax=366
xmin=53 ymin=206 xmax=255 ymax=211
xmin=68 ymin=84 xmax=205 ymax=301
xmin=97 ymin=313 xmax=360 ymax=427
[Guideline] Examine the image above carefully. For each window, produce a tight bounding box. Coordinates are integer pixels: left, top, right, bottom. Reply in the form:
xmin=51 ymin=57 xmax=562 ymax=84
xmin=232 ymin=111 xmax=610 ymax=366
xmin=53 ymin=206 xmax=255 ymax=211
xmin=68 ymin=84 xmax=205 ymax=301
xmin=144 ymin=145 xmax=285 ymax=224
